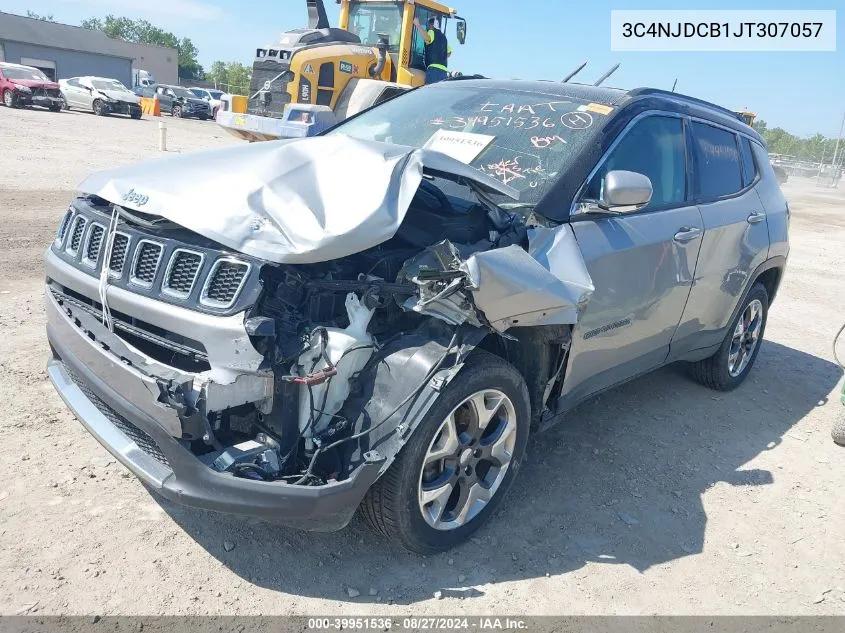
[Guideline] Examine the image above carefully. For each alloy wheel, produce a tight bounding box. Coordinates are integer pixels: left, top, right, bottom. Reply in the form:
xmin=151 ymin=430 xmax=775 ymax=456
xmin=3 ymin=90 xmax=13 ymax=107
xmin=418 ymin=389 xmax=517 ymax=531
xmin=728 ymin=299 xmax=763 ymax=377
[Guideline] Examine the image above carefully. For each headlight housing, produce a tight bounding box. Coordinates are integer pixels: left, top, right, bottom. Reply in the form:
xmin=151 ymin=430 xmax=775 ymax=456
xmin=13 ymin=84 xmax=32 ymax=93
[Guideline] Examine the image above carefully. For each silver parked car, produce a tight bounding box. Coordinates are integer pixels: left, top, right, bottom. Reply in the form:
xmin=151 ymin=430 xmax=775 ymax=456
xmin=44 ymin=80 xmax=788 ymax=553
xmin=59 ymin=76 xmax=141 ymax=118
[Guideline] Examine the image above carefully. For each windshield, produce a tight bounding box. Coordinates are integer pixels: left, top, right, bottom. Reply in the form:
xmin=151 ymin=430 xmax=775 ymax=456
xmin=92 ymin=79 xmax=130 ymax=92
xmin=168 ymin=86 xmax=193 ymax=99
xmin=209 ymin=90 xmax=224 ymax=99
xmin=348 ymin=2 xmax=403 ymax=52
xmin=3 ymin=66 xmax=48 ymax=81
xmin=189 ymin=88 xmax=206 ymax=98
xmin=328 ymin=85 xmax=610 ymax=204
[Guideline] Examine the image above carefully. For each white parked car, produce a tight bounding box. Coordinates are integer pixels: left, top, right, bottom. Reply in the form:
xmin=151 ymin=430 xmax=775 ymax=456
xmin=188 ymin=87 xmax=229 ymax=118
xmin=60 ymin=76 xmax=141 ymax=118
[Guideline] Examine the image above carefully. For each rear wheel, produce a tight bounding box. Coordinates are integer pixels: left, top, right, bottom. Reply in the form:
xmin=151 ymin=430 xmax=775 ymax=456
xmin=3 ymin=89 xmax=16 ymax=108
xmin=361 ymin=351 xmax=530 ymax=553
xmin=690 ymin=283 xmax=769 ymax=391
xmin=92 ymin=99 xmax=105 ymax=116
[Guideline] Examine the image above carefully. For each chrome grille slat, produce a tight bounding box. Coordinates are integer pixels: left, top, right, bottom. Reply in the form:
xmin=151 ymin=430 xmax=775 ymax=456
xmin=66 ymin=216 xmax=87 ymax=256
xmin=162 ymin=249 xmax=204 ymax=299
xmin=55 ymin=209 xmax=73 ymax=246
xmin=82 ymin=223 xmax=105 ymax=268
xmin=201 ymin=259 xmax=250 ymax=309
xmin=108 ymin=233 xmax=130 ymax=277
xmin=130 ymin=240 xmax=164 ymax=288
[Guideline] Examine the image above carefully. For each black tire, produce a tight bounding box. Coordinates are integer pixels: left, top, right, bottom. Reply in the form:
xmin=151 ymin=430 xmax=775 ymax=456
xmin=62 ymin=95 xmax=70 ymax=110
xmin=832 ymin=408 xmax=845 ymax=447
xmin=3 ymin=89 xmax=16 ymax=108
xmin=172 ymin=105 xmax=183 ymax=118
xmin=92 ymin=99 xmax=105 ymax=116
xmin=49 ymin=104 xmax=62 ymax=112
xmin=130 ymin=111 xmax=141 ymax=120
xmin=199 ymin=114 xmax=208 ymax=121
xmin=361 ymin=350 xmax=530 ymax=554
xmin=690 ymin=283 xmax=769 ymax=391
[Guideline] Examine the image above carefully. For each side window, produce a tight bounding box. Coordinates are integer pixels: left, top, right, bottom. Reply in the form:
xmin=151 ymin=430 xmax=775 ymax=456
xmin=410 ymin=6 xmax=436 ymax=70
xmin=584 ymin=115 xmax=687 ymax=209
xmin=739 ymin=137 xmax=757 ymax=188
xmin=691 ymin=122 xmax=743 ymax=199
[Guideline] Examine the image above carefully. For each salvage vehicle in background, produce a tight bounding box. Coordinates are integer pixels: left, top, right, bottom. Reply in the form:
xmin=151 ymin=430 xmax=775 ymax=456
xmin=44 ymin=79 xmax=788 ymax=553
xmin=133 ymin=84 xmax=211 ymax=119
xmin=0 ymin=62 xmax=63 ymax=111
xmin=188 ymin=87 xmax=229 ymax=119
xmin=59 ymin=76 xmax=142 ymax=119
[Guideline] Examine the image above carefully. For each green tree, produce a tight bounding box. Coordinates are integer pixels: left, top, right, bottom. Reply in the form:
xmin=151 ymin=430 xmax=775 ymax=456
xmin=81 ymin=15 xmax=203 ymax=80
xmin=206 ymin=61 xmax=251 ymax=94
xmin=26 ymin=10 xmax=55 ymax=21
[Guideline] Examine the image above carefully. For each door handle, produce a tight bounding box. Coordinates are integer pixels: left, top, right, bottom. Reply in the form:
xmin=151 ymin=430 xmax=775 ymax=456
xmin=673 ymin=227 xmax=702 ymax=243
xmin=747 ymin=211 xmax=766 ymax=224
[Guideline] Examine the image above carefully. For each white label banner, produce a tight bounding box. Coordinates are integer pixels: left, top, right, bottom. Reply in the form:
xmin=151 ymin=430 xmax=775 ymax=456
xmin=611 ymin=10 xmax=836 ymax=51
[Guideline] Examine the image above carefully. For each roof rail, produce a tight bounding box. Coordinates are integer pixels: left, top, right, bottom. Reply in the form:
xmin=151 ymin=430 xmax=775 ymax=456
xmin=629 ymin=87 xmax=743 ymax=121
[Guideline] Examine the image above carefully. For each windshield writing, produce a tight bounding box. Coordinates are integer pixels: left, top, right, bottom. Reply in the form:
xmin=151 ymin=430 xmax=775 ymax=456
xmin=329 ymin=86 xmax=608 ymax=203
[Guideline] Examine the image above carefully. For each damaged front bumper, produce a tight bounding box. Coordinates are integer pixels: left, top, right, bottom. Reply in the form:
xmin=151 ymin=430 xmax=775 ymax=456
xmin=44 ymin=251 xmax=383 ymax=530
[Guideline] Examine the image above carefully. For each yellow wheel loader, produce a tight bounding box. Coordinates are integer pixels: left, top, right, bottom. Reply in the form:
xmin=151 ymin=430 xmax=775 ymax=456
xmin=217 ymin=0 xmax=468 ymax=141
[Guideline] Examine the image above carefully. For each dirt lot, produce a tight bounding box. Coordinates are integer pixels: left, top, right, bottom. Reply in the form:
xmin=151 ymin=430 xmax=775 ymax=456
xmin=1 ymin=105 xmax=844 ymax=616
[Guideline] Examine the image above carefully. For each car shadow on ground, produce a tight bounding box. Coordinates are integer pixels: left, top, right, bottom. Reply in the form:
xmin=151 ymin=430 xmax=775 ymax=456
xmin=156 ymin=340 xmax=841 ymax=604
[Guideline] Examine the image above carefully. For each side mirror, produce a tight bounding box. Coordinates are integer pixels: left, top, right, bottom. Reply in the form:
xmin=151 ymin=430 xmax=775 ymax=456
xmin=456 ymin=19 xmax=467 ymax=44
xmin=599 ymin=170 xmax=653 ymax=212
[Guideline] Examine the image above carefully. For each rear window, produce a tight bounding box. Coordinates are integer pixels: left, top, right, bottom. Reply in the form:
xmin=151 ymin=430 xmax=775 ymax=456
xmin=739 ymin=137 xmax=757 ymax=188
xmin=692 ymin=122 xmax=743 ymax=199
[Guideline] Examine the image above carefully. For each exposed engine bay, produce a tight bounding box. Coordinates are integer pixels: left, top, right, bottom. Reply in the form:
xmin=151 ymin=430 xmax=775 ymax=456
xmin=65 ymin=135 xmax=594 ymax=491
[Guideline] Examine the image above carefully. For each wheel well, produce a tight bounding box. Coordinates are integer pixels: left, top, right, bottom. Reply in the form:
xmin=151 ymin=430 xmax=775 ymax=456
xmin=755 ymin=267 xmax=782 ymax=304
xmin=476 ymin=326 xmax=572 ymax=428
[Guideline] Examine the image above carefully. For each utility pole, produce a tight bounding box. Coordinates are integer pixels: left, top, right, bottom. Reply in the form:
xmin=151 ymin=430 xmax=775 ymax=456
xmin=832 ymin=109 xmax=845 ymax=169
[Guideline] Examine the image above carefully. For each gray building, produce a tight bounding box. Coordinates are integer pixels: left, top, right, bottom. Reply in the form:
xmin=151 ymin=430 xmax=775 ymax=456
xmin=0 ymin=12 xmax=178 ymax=86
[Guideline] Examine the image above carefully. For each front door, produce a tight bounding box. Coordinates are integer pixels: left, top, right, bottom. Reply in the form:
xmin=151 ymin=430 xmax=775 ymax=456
xmin=562 ymin=114 xmax=704 ymax=405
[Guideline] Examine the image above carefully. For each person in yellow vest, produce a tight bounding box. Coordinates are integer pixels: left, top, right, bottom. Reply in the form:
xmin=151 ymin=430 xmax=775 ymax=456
xmin=413 ymin=16 xmax=452 ymax=84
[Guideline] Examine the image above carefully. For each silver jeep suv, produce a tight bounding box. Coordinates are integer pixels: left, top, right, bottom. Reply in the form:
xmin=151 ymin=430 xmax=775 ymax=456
xmin=45 ymin=80 xmax=788 ymax=553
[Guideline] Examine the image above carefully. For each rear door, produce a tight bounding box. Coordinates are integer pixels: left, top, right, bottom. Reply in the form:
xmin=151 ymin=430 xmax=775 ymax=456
xmin=562 ymin=113 xmax=704 ymax=405
xmin=669 ymin=122 xmax=770 ymax=358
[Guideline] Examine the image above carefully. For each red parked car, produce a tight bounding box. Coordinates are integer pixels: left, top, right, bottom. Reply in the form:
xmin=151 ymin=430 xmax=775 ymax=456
xmin=0 ymin=62 xmax=63 ymax=111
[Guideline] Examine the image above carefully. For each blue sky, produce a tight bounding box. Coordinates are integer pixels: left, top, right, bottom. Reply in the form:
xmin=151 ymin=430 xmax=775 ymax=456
xmin=8 ymin=0 xmax=843 ymax=137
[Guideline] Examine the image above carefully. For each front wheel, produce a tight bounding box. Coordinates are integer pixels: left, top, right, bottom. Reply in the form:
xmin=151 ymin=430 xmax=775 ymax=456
xmin=92 ymin=99 xmax=105 ymax=116
xmin=3 ymin=89 xmax=16 ymax=108
xmin=61 ymin=95 xmax=70 ymax=110
xmin=361 ymin=350 xmax=530 ymax=554
xmin=172 ymin=105 xmax=183 ymax=118
xmin=690 ymin=283 xmax=769 ymax=391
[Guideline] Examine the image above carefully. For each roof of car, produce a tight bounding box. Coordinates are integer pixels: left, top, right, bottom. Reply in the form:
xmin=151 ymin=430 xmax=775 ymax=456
xmin=435 ymin=78 xmax=759 ymax=139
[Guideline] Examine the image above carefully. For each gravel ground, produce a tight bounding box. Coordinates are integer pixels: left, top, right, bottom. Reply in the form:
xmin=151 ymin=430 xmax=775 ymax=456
xmin=1 ymin=105 xmax=844 ymax=616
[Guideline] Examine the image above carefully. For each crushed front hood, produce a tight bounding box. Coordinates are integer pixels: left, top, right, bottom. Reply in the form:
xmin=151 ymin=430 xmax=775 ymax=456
xmin=77 ymin=135 xmax=516 ymax=264
xmin=99 ymin=89 xmax=140 ymax=104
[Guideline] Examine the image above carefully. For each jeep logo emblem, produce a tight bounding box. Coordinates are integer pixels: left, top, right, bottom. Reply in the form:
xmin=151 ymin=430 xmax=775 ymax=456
xmin=121 ymin=188 xmax=149 ymax=207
